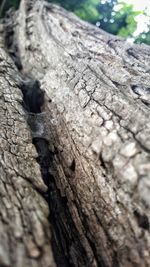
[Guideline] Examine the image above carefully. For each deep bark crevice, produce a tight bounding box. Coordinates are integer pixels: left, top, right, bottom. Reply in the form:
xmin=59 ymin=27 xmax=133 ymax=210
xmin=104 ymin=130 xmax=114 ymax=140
xmin=7 ymin=60 xmax=73 ymax=266
xmin=3 ymin=12 xmax=92 ymax=267
xmin=133 ymin=210 xmax=149 ymax=230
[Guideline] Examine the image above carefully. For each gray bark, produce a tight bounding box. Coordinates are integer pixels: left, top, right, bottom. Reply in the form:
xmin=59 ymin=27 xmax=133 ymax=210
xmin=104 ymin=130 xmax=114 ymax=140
xmin=0 ymin=25 xmax=56 ymax=267
xmin=1 ymin=0 xmax=150 ymax=267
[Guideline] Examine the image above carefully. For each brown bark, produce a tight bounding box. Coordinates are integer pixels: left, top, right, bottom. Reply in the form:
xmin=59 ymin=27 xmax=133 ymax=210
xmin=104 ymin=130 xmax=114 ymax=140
xmin=1 ymin=0 xmax=150 ymax=266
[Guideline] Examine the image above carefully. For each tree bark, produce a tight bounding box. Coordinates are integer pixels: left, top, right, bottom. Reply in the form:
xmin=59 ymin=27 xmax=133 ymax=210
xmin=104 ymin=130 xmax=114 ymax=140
xmin=0 ymin=29 xmax=56 ymax=267
xmin=1 ymin=0 xmax=150 ymax=267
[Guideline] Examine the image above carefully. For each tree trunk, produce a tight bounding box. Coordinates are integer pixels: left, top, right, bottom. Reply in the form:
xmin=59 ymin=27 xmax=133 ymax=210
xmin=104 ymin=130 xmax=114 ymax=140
xmin=0 ymin=29 xmax=56 ymax=267
xmin=1 ymin=0 xmax=150 ymax=267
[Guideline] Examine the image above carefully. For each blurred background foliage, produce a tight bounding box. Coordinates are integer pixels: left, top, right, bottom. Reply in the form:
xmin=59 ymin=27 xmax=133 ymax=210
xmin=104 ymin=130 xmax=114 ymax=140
xmin=0 ymin=0 xmax=150 ymax=45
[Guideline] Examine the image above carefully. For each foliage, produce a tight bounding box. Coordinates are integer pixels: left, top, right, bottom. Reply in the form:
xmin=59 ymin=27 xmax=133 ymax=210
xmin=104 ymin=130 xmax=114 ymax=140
xmin=49 ymin=0 xmax=86 ymax=11
xmin=135 ymin=30 xmax=150 ymax=46
xmin=98 ymin=1 xmax=137 ymax=37
xmin=74 ymin=0 xmax=100 ymax=23
xmin=9 ymin=0 xmax=19 ymax=8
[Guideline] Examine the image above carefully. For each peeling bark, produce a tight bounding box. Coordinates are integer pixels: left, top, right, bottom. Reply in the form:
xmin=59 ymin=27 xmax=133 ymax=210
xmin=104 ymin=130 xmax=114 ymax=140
xmin=1 ymin=0 xmax=150 ymax=266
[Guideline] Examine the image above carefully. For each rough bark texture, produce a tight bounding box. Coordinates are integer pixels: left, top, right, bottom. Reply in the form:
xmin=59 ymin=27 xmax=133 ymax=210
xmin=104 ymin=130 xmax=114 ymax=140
xmin=0 ymin=25 xmax=56 ymax=267
xmin=1 ymin=0 xmax=150 ymax=266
